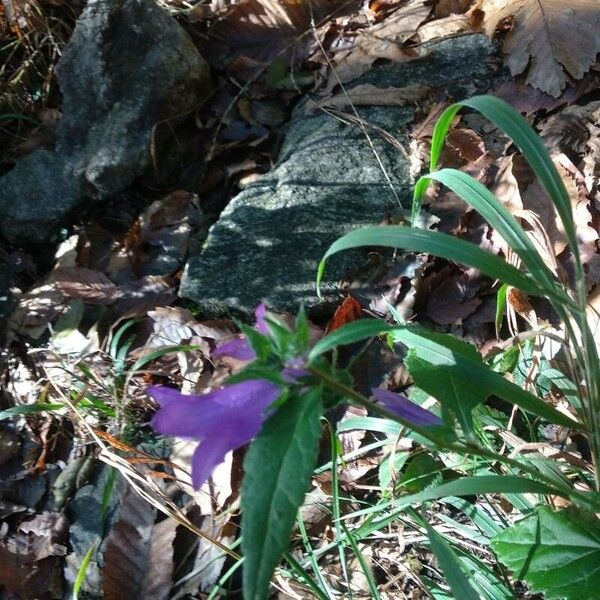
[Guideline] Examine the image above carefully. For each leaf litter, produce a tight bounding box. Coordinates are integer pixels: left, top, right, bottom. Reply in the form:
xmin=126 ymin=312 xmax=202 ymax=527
xmin=1 ymin=0 xmax=600 ymax=597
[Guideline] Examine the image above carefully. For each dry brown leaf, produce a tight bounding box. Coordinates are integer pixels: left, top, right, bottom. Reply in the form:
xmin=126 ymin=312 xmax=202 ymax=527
xmin=434 ymin=0 xmax=474 ymax=17
xmin=325 ymin=0 xmax=431 ymax=89
xmin=482 ymin=0 xmax=600 ymax=97
xmin=309 ymin=82 xmax=430 ymax=112
xmin=53 ymin=267 xmax=120 ymax=305
xmin=8 ymin=282 xmax=69 ymax=341
xmin=0 ymin=512 xmax=67 ymax=599
xmin=205 ymin=0 xmax=359 ymax=64
xmin=425 ymin=271 xmax=482 ymax=325
xmin=138 ymin=517 xmax=178 ymax=599
xmin=492 ymin=77 xmax=596 ymax=115
xmin=103 ymin=483 xmax=157 ymax=600
xmin=415 ymin=11 xmax=474 ymax=43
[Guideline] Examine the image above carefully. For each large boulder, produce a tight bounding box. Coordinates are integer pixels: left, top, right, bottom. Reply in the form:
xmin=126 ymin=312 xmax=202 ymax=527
xmin=0 ymin=0 xmax=211 ymax=244
xmin=181 ymin=35 xmax=505 ymax=319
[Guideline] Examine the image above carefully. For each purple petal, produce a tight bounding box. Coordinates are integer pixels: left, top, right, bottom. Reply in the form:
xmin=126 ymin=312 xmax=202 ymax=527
xmin=148 ymin=380 xmax=281 ymax=439
xmin=213 ymin=337 xmax=255 ymax=361
xmin=255 ymin=303 xmax=269 ymax=335
xmin=372 ymin=388 xmax=443 ymax=427
xmin=191 ymin=417 xmax=263 ymax=488
xmin=281 ymin=367 xmax=310 ymax=383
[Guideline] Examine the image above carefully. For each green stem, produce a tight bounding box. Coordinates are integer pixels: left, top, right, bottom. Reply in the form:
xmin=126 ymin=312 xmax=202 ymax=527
xmin=309 ymin=366 xmax=600 ymax=512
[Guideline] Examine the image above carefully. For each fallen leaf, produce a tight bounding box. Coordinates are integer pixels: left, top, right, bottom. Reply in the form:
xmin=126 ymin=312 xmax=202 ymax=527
xmin=492 ymin=76 xmax=598 ymax=115
xmin=53 ymin=267 xmax=120 ymax=305
xmin=138 ymin=517 xmax=178 ymax=599
xmin=482 ymin=0 xmax=600 ymax=97
xmin=325 ymin=0 xmax=431 ymax=89
xmin=539 ymin=101 xmax=600 ymax=160
xmin=308 ymin=83 xmax=430 ymax=112
xmin=425 ymin=270 xmax=482 ymax=325
xmin=7 ymin=282 xmax=69 ymax=341
xmin=0 ymin=512 xmax=68 ymax=599
xmin=415 ymin=11 xmax=475 ymax=43
xmin=326 ymin=295 xmax=363 ymax=333
xmin=204 ymin=0 xmax=359 ymax=65
xmin=434 ymin=0 xmax=474 ymax=17
xmin=103 ymin=483 xmax=157 ymax=600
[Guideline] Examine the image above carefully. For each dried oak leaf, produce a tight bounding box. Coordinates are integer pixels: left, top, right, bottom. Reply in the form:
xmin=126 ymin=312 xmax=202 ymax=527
xmin=325 ymin=0 xmax=431 ymax=89
xmin=205 ymin=0 xmax=358 ymax=64
xmin=53 ymin=267 xmax=120 ymax=305
xmin=482 ymin=0 xmax=600 ymax=97
xmin=0 ymin=512 xmax=68 ymax=600
xmin=103 ymin=484 xmax=160 ymax=600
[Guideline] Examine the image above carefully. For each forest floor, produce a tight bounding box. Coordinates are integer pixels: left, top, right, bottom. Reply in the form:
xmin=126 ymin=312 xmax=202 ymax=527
xmin=1 ymin=1 xmax=599 ymax=598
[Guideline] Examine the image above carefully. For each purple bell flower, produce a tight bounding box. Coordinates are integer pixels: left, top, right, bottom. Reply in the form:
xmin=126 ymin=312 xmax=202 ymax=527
xmin=372 ymin=388 xmax=443 ymax=427
xmin=148 ymin=379 xmax=281 ymax=489
xmin=212 ymin=304 xmax=269 ymax=361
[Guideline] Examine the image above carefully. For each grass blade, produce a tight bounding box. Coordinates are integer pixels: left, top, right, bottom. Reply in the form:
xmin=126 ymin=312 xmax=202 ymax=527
xmin=425 ymin=524 xmax=480 ymax=600
xmin=415 ymin=169 xmax=567 ymax=305
xmin=316 ymin=226 xmax=543 ymax=298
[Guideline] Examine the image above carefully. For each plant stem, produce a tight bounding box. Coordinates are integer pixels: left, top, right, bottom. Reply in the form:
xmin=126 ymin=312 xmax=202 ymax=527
xmin=309 ymin=366 xmax=600 ymax=512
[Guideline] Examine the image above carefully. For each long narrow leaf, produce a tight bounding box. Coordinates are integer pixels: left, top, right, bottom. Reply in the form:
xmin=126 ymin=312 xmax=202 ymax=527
xmin=309 ymin=320 xmax=582 ymax=430
xmin=429 ymin=96 xmax=577 ymax=259
xmin=426 ymin=524 xmax=480 ymax=600
xmin=316 ymin=226 xmax=543 ymax=298
xmin=416 ymin=169 xmax=565 ymax=302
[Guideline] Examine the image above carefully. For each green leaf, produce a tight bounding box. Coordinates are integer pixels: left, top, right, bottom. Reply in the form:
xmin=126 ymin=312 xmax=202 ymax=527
xmin=310 ymin=320 xmax=582 ymax=431
xmin=495 ymin=283 xmax=508 ymax=337
xmin=391 ymin=324 xmax=583 ymax=431
xmin=309 ymin=319 xmax=394 ymax=360
xmin=405 ymin=351 xmax=485 ymax=436
xmin=0 ymin=403 xmax=64 ymax=420
xmin=73 ymin=542 xmax=98 ymax=600
xmin=492 ymin=506 xmax=600 ymax=600
xmin=316 ymin=226 xmax=543 ymax=299
xmin=415 ymin=169 xmax=564 ymax=303
xmin=400 ymin=452 xmax=443 ymax=493
xmin=242 ymin=388 xmax=324 ymax=600
xmin=426 ymin=524 xmax=480 ymax=600
xmin=395 ymin=475 xmax=556 ymax=510
xmin=429 ymin=96 xmax=577 ymax=261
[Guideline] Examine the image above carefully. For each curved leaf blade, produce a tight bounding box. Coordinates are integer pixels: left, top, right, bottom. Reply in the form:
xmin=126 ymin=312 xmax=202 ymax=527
xmin=242 ymin=389 xmax=323 ymax=600
xmin=316 ymin=226 xmax=543 ymax=298
xmin=429 ymin=95 xmax=577 ymax=261
xmin=426 ymin=525 xmax=480 ymax=600
xmin=417 ymin=169 xmax=561 ymax=298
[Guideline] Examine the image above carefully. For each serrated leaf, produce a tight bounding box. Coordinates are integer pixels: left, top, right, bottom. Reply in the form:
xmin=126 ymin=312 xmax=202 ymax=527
xmin=242 ymin=388 xmax=323 ymax=600
xmin=492 ymin=506 xmax=600 ymax=600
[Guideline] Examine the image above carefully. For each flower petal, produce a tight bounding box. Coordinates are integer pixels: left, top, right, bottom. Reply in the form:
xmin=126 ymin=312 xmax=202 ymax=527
xmin=149 ymin=380 xmax=281 ymax=439
xmin=255 ymin=303 xmax=269 ymax=334
xmin=372 ymin=388 xmax=443 ymax=427
xmin=213 ymin=337 xmax=255 ymax=361
xmin=191 ymin=417 xmax=263 ymax=488
xmin=281 ymin=367 xmax=310 ymax=383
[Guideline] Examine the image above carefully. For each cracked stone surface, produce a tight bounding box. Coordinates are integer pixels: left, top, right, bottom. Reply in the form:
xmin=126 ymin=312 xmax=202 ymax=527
xmin=0 ymin=0 xmax=211 ymax=244
xmin=182 ymin=35 xmax=506 ymax=319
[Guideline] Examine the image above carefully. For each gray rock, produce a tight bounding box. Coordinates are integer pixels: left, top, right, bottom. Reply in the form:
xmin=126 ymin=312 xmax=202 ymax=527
xmin=0 ymin=0 xmax=211 ymax=244
xmin=181 ymin=35 xmax=505 ymax=319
